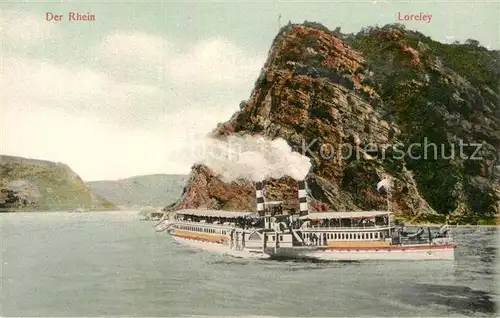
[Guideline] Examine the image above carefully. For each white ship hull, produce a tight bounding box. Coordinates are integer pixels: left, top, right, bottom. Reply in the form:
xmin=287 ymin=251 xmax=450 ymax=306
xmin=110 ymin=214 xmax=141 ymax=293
xmin=266 ymin=245 xmax=456 ymax=261
xmin=171 ymin=234 xmax=269 ymax=259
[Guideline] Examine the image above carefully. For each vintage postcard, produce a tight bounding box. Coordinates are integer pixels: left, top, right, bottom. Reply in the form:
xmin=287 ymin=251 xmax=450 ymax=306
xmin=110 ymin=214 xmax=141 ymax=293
xmin=1 ymin=0 xmax=499 ymax=317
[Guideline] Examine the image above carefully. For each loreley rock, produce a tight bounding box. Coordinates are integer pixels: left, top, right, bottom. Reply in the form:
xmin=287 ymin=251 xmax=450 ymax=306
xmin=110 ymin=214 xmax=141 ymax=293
xmin=397 ymin=12 xmax=432 ymax=23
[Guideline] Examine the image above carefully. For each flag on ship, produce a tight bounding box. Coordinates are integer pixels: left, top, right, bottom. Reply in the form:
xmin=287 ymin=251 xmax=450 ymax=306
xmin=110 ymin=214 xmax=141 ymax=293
xmin=376 ymin=178 xmax=391 ymax=193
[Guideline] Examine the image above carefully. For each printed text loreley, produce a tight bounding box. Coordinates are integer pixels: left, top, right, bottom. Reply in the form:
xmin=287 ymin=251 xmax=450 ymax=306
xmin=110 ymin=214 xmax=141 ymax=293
xmin=397 ymin=12 xmax=432 ymax=23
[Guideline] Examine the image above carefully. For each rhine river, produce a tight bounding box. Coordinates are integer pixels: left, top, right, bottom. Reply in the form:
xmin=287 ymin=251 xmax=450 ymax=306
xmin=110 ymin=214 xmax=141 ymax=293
xmin=1 ymin=211 xmax=498 ymax=317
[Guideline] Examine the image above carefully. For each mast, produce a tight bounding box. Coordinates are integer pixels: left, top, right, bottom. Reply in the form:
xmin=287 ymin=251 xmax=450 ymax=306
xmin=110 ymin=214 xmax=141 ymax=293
xmin=387 ymin=177 xmax=391 ymax=238
xmin=377 ymin=176 xmax=392 ymax=239
xmin=376 ymin=176 xmax=392 ymax=213
xmin=387 ymin=177 xmax=392 ymax=213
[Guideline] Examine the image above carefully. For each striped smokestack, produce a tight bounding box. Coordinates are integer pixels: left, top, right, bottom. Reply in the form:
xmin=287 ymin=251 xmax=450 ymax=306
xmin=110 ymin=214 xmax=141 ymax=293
xmin=298 ymin=180 xmax=308 ymax=215
xmin=256 ymin=181 xmax=265 ymax=214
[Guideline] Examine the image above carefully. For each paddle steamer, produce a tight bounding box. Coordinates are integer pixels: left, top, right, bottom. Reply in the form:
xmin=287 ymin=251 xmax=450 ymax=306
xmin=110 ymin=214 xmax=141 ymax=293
xmin=156 ymin=181 xmax=456 ymax=260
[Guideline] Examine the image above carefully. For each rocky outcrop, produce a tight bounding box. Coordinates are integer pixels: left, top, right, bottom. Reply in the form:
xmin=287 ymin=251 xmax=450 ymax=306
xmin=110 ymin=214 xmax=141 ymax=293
xmin=0 ymin=180 xmax=42 ymax=208
xmin=0 ymin=155 xmax=116 ymax=211
xmin=346 ymin=25 xmax=499 ymax=224
xmin=166 ymin=23 xmax=499 ymax=224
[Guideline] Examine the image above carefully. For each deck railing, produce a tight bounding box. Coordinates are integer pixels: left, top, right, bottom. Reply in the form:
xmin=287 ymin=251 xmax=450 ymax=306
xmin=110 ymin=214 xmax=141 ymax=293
xmin=300 ymin=224 xmax=391 ymax=231
xmin=174 ymin=219 xmax=262 ymax=231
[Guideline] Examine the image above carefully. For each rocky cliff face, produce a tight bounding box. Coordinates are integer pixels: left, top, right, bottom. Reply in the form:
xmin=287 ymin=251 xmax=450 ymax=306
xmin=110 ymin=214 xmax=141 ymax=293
xmin=167 ymin=23 xmax=499 ymax=224
xmin=0 ymin=155 xmax=116 ymax=211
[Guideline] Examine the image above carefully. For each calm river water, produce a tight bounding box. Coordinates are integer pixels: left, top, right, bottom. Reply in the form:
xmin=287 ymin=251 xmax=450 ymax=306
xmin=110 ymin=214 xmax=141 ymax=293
xmin=1 ymin=211 xmax=498 ymax=317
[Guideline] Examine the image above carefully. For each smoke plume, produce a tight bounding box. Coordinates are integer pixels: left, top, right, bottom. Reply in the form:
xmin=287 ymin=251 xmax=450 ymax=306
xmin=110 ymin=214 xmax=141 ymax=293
xmin=189 ymin=134 xmax=311 ymax=182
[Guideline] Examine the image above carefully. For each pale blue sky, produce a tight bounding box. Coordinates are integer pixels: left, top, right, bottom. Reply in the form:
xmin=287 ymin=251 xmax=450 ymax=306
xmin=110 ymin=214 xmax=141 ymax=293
xmin=1 ymin=0 xmax=498 ymax=180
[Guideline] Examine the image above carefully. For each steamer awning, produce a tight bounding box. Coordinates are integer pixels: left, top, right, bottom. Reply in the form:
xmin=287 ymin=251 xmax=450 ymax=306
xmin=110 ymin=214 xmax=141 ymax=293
xmin=175 ymin=209 xmax=257 ymax=218
xmin=299 ymin=211 xmax=391 ymax=220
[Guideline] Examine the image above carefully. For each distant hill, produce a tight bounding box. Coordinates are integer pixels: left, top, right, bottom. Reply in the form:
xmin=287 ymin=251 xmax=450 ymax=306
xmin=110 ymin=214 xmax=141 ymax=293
xmin=0 ymin=155 xmax=116 ymax=211
xmin=170 ymin=22 xmax=499 ymax=225
xmin=87 ymin=174 xmax=188 ymax=208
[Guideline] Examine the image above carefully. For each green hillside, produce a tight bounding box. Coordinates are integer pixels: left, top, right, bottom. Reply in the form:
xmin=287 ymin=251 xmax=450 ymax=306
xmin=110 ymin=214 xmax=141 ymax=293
xmin=0 ymin=155 xmax=116 ymax=211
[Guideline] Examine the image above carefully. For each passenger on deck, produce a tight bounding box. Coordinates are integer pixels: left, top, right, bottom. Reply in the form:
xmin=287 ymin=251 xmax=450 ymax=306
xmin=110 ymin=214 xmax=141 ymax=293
xmin=401 ymin=226 xmax=407 ymax=236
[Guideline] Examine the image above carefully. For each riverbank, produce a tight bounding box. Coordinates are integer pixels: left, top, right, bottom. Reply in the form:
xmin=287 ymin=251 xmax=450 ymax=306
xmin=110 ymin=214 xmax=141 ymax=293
xmin=3 ymin=209 xmax=498 ymax=226
xmin=394 ymin=214 xmax=499 ymax=226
